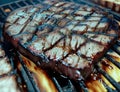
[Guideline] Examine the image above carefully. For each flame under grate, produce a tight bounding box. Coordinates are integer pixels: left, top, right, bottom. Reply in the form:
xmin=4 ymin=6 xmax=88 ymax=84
xmin=0 ymin=0 xmax=120 ymax=92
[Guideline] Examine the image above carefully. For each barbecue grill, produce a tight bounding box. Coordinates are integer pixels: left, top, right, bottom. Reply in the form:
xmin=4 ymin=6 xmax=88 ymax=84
xmin=0 ymin=0 xmax=120 ymax=92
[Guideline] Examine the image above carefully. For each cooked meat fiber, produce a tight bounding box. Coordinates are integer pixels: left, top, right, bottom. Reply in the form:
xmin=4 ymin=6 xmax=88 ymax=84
xmin=3 ymin=1 xmax=120 ymax=81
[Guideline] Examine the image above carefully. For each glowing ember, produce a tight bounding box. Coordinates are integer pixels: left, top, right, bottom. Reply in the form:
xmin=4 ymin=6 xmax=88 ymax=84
xmin=101 ymin=75 xmax=115 ymax=90
xmin=101 ymin=59 xmax=120 ymax=82
xmin=21 ymin=55 xmax=57 ymax=92
xmin=86 ymin=79 xmax=107 ymax=92
xmin=107 ymin=50 xmax=120 ymax=63
xmin=4 ymin=8 xmax=11 ymax=13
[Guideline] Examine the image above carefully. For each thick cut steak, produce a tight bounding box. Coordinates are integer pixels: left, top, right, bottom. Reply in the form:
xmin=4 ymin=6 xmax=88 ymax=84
xmin=3 ymin=0 xmax=120 ymax=81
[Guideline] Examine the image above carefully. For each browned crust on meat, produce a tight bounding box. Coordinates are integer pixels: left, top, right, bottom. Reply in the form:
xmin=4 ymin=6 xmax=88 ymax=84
xmin=3 ymin=1 xmax=120 ymax=81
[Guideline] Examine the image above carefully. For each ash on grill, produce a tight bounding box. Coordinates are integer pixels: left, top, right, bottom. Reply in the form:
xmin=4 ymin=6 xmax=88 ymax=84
xmin=0 ymin=0 xmax=120 ymax=92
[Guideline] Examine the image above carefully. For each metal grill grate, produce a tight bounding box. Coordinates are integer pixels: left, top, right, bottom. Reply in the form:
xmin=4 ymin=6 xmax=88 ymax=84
xmin=0 ymin=0 xmax=120 ymax=92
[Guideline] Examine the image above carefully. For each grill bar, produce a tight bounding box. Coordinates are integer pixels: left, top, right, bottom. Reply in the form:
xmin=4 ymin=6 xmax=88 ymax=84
xmin=113 ymin=44 xmax=120 ymax=55
xmin=29 ymin=0 xmax=36 ymax=5
xmin=102 ymin=81 xmax=117 ymax=92
xmin=22 ymin=1 xmax=28 ymax=6
xmin=68 ymin=80 xmax=77 ymax=92
xmin=10 ymin=3 xmax=19 ymax=9
xmin=51 ymin=74 xmax=77 ymax=92
xmin=2 ymin=42 xmax=37 ymax=92
xmin=105 ymin=53 xmax=120 ymax=69
xmin=8 ymin=4 xmax=14 ymax=10
xmin=79 ymin=81 xmax=88 ymax=92
xmin=52 ymin=77 xmax=63 ymax=92
xmin=16 ymin=52 xmax=40 ymax=92
xmin=15 ymin=2 xmax=22 ymax=8
xmin=117 ymin=41 xmax=120 ymax=46
xmin=0 ymin=7 xmax=7 ymax=16
xmin=96 ymin=65 xmax=120 ymax=91
xmin=0 ymin=0 xmax=120 ymax=92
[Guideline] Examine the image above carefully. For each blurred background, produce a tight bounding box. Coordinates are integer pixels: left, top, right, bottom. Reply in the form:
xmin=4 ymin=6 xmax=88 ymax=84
xmin=0 ymin=0 xmax=18 ymax=5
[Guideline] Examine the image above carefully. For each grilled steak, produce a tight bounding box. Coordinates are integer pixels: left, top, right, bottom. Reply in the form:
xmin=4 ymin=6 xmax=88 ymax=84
xmin=3 ymin=0 xmax=120 ymax=81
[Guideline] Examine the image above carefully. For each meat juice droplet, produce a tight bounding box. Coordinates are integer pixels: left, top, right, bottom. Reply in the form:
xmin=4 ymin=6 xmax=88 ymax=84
xmin=102 ymin=60 xmax=113 ymax=70
xmin=85 ymin=72 xmax=103 ymax=89
xmin=90 ymin=73 xmax=101 ymax=81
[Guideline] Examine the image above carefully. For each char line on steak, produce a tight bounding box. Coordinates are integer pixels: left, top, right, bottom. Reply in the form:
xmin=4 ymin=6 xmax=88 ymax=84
xmin=3 ymin=0 xmax=120 ymax=81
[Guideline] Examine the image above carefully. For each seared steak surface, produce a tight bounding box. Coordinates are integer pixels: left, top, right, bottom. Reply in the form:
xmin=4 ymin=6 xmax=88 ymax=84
xmin=3 ymin=0 xmax=120 ymax=81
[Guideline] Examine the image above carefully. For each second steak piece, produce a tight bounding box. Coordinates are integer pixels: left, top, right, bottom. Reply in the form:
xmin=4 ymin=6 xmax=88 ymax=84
xmin=3 ymin=1 xmax=120 ymax=81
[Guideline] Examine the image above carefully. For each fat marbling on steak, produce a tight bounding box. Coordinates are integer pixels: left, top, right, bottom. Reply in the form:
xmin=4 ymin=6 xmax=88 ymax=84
xmin=3 ymin=0 xmax=120 ymax=81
